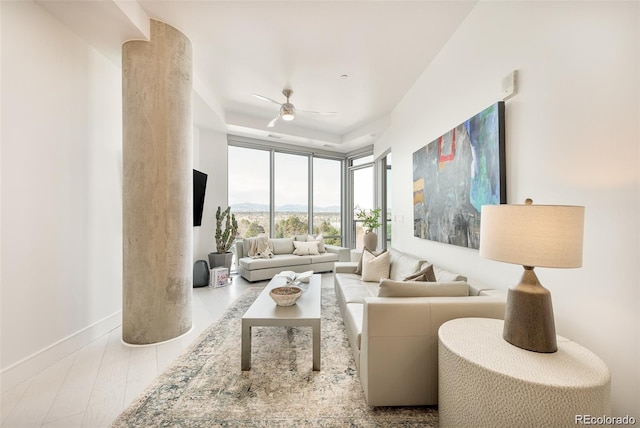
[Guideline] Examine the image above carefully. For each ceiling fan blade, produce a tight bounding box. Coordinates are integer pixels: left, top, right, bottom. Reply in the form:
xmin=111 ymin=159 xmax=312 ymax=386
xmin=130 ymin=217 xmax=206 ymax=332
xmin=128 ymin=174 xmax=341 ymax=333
xmin=267 ymin=116 xmax=279 ymax=128
xmin=299 ymin=109 xmax=337 ymax=116
xmin=253 ymin=94 xmax=281 ymax=105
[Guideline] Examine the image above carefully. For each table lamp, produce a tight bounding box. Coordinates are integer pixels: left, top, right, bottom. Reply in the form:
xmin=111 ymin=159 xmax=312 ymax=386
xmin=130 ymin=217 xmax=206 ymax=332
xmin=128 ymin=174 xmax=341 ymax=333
xmin=479 ymin=199 xmax=585 ymax=353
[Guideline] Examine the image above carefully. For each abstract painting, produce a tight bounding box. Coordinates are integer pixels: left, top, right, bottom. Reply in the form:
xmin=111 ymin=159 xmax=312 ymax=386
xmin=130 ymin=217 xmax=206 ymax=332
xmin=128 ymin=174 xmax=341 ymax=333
xmin=413 ymin=102 xmax=505 ymax=249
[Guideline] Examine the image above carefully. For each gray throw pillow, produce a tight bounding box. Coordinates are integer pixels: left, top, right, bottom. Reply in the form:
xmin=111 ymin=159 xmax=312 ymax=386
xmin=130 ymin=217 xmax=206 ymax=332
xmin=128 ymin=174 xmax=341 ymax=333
xmin=403 ymin=263 xmax=436 ymax=282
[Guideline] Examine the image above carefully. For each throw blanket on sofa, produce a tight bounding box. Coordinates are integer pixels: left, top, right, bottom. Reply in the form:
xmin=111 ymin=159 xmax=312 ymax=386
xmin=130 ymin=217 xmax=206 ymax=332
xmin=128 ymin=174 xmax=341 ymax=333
xmin=248 ymin=236 xmax=274 ymax=259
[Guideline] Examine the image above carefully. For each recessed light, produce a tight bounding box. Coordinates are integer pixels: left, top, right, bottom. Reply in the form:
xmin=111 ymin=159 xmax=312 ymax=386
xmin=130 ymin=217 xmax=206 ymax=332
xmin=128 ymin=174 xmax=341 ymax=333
xmin=340 ymin=74 xmax=349 ymax=78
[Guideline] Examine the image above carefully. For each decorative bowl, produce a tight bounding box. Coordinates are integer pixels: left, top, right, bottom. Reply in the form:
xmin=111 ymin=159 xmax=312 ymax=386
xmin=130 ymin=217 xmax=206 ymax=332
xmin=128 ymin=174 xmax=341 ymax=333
xmin=269 ymin=286 xmax=303 ymax=306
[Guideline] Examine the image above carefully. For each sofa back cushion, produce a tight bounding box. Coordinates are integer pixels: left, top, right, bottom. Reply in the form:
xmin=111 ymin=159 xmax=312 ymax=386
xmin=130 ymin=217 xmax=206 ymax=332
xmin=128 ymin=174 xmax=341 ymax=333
xmin=271 ymin=237 xmax=295 ymax=255
xmin=388 ymin=248 xmax=428 ymax=281
xmin=433 ymin=265 xmax=467 ymax=282
xmin=378 ymin=279 xmax=470 ymax=297
xmin=242 ymin=237 xmax=295 ymax=256
xmin=311 ymin=234 xmax=326 ymax=253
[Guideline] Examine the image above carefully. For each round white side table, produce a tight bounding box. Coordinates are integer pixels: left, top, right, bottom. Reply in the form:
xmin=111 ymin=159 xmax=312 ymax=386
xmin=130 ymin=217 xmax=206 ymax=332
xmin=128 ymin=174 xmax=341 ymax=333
xmin=438 ymin=318 xmax=611 ymax=428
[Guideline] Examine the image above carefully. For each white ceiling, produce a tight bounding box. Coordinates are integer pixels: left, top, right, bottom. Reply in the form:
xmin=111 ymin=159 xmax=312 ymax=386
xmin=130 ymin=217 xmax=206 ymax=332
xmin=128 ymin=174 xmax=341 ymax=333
xmin=38 ymin=0 xmax=478 ymax=152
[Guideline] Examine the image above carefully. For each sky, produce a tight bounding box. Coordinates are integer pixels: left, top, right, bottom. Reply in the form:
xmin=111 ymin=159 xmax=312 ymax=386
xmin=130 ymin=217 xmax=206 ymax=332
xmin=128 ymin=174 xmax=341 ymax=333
xmin=228 ymin=146 xmax=374 ymax=210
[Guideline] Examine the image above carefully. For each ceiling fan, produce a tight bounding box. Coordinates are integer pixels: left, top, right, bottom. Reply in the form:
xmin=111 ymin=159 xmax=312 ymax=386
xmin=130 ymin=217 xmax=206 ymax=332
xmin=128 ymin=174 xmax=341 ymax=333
xmin=253 ymin=89 xmax=337 ymax=128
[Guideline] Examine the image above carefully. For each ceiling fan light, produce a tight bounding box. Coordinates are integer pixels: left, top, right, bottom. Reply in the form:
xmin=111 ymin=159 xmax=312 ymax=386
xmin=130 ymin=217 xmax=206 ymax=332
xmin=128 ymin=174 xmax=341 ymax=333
xmin=280 ymin=103 xmax=296 ymax=121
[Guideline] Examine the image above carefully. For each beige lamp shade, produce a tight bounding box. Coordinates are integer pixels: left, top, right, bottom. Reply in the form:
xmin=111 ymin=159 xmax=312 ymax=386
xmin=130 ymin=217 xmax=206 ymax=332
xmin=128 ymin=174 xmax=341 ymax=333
xmin=479 ymin=203 xmax=585 ymax=268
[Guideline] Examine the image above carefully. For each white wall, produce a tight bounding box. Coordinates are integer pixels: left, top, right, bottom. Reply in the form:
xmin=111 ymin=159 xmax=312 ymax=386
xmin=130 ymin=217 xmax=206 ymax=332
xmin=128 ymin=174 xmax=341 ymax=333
xmin=193 ymin=128 xmax=228 ymax=262
xmin=376 ymin=1 xmax=639 ymax=416
xmin=1 ymin=0 xmax=122 ymax=383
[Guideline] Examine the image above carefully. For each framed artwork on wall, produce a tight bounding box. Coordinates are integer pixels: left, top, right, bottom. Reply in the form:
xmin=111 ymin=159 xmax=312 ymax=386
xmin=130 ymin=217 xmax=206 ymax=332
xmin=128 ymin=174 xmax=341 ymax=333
xmin=412 ymin=101 xmax=506 ymax=249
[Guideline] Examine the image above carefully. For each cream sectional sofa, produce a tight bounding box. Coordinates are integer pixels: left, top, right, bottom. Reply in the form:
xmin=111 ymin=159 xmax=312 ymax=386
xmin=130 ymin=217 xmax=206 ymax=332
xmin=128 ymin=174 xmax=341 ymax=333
xmin=236 ymin=235 xmax=350 ymax=282
xmin=334 ymin=247 xmax=506 ymax=407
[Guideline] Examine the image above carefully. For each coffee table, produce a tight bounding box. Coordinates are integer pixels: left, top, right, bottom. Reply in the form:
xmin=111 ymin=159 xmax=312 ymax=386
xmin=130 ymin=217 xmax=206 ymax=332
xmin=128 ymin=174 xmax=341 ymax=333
xmin=241 ymin=274 xmax=321 ymax=371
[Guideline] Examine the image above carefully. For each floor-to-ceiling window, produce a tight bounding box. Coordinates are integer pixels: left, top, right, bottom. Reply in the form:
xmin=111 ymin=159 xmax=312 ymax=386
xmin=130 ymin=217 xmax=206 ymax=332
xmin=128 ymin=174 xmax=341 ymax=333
xmin=228 ymin=146 xmax=271 ymax=238
xmin=274 ymin=152 xmax=309 ymax=237
xmin=228 ymin=138 xmax=344 ymax=245
xmin=350 ymin=154 xmax=374 ymax=250
xmin=313 ymin=157 xmax=342 ymax=245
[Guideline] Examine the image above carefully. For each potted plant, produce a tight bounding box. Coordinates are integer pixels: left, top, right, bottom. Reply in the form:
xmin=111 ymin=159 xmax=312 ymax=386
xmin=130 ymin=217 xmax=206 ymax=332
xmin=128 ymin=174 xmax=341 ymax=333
xmin=208 ymin=206 xmax=238 ymax=271
xmin=355 ymin=207 xmax=381 ymax=251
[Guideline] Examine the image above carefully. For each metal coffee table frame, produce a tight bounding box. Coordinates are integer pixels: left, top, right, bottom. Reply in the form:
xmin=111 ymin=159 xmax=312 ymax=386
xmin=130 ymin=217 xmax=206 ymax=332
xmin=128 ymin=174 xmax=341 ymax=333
xmin=241 ymin=274 xmax=321 ymax=371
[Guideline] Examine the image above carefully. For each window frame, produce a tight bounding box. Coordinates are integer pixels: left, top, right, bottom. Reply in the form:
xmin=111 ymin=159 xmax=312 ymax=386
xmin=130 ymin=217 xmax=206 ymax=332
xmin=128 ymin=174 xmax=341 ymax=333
xmin=346 ymin=149 xmax=376 ymax=249
xmin=228 ymin=135 xmax=358 ymax=246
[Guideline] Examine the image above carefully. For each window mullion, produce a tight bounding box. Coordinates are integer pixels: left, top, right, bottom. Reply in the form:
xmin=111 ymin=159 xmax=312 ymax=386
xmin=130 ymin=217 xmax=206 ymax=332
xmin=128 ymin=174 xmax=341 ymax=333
xmin=308 ymin=155 xmax=313 ymax=235
xmin=269 ymin=149 xmax=275 ymax=238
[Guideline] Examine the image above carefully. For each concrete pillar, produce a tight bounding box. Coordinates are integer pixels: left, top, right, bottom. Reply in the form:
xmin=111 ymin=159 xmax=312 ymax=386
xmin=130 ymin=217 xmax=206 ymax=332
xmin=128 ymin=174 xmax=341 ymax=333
xmin=122 ymin=19 xmax=193 ymax=345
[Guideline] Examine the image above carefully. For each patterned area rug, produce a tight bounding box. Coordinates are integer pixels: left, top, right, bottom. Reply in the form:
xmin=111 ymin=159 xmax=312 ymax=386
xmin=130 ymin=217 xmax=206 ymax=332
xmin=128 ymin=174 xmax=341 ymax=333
xmin=112 ymin=284 xmax=438 ymax=427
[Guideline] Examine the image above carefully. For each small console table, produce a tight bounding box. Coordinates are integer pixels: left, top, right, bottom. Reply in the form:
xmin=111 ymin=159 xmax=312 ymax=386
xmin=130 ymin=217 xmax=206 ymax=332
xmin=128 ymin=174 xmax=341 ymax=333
xmin=438 ymin=317 xmax=611 ymax=428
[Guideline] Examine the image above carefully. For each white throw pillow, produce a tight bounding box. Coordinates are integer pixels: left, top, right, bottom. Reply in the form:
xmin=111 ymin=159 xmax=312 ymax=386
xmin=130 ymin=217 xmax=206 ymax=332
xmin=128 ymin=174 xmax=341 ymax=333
xmin=292 ymin=241 xmax=320 ymax=255
xmin=361 ymin=249 xmax=390 ymax=282
xmin=312 ymin=234 xmax=326 ymax=253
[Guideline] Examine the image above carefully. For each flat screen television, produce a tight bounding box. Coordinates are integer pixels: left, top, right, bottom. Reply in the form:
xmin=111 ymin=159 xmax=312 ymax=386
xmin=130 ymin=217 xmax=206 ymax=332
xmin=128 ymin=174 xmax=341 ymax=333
xmin=193 ymin=169 xmax=207 ymax=227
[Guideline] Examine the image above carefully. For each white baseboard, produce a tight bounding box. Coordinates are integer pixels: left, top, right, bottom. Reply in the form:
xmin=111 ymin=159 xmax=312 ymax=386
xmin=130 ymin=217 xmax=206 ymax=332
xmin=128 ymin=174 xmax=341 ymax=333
xmin=0 ymin=311 xmax=122 ymax=394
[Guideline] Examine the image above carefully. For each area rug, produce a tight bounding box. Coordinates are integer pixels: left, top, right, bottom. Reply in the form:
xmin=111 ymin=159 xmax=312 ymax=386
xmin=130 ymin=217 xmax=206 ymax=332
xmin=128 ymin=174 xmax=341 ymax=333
xmin=112 ymin=284 xmax=438 ymax=427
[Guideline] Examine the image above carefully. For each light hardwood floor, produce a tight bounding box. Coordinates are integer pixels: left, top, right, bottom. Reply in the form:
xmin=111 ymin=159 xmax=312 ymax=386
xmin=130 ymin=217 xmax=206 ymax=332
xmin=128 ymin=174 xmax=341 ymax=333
xmin=0 ymin=273 xmax=288 ymax=428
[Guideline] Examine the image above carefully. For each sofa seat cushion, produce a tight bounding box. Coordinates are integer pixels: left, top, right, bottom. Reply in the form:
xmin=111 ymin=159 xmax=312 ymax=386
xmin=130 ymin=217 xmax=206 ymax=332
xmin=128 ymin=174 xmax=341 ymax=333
xmin=239 ymin=254 xmax=310 ymax=270
xmin=308 ymin=252 xmax=339 ymax=263
xmin=335 ymin=272 xmax=362 ymax=287
xmin=338 ymin=279 xmax=379 ymax=304
xmin=344 ymin=303 xmax=364 ymax=351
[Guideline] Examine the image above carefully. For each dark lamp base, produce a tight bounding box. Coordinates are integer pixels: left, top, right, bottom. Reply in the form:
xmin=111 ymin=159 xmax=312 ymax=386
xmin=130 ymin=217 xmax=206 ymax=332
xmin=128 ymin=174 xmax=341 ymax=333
xmin=503 ymin=267 xmax=558 ymax=353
